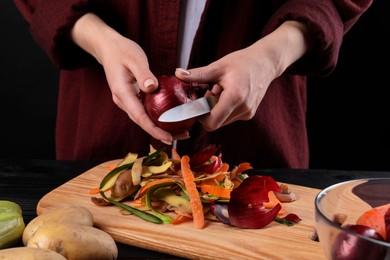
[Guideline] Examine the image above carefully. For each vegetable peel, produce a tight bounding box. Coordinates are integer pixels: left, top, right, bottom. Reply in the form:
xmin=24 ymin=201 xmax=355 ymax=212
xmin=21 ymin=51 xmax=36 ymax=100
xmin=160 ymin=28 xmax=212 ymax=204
xmin=90 ymin=145 xmax=299 ymax=231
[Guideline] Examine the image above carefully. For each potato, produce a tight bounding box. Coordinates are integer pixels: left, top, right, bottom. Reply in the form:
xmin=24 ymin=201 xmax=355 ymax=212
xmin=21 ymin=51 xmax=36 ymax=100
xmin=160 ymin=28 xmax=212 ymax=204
xmin=27 ymin=223 xmax=118 ymax=260
xmin=23 ymin=205 xmax=93 ymax=245
xmin=0 ymin=247 xmax=66 ymax=260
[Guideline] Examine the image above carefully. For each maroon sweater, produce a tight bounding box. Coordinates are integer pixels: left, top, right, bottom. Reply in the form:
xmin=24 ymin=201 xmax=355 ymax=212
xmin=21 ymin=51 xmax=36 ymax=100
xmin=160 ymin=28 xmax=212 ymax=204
xmin=13 ymin=0 xmax=372 ymax=168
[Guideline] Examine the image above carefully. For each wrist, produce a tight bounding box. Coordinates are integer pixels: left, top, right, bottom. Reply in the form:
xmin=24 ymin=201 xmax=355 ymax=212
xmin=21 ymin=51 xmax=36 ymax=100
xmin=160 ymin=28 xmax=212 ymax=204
xmin=70 ymin=13 xmax=122 ymax=65
xmin=253 ymin=20 xmax=314 ymax=77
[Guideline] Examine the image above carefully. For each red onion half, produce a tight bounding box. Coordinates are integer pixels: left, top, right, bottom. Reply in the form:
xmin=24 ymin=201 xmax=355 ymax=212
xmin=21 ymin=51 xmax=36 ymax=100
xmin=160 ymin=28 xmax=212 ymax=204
xmin=228 ymin=176 xmax=283 ymax=228
xmin=331 ymin=224 xmax=386 ymax=260
xmin=143 ymin=75 xmax=211 ymax=134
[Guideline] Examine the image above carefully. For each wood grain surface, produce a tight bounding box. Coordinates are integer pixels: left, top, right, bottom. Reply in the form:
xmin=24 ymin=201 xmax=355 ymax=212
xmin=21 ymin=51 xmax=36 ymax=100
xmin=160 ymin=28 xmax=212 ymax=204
xmin=37 ymin=160 xmax=326 ymax=259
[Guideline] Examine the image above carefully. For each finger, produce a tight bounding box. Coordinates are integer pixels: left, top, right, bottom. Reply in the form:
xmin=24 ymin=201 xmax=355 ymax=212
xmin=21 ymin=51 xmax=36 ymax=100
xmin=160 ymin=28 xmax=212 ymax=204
xmin=135 ymin=73 xmax=159 ymax=93
xmin=198 ymin=91 xmax=236 ymax=131
xmin=172 ymin=131 xmax=190 ymax=140
xmin=175 ymin=64 xmax=221 ymax=83
xmin=112 ymin=81 xmax=174 ymax=144
xmin=218 ymin=109 xmax=254 ymax=127
xmin=122 ymin=43 xmax=159 ymax=93
xmin=125 ymin=97 xmax=174 ymax=144
xmin=210 ymin=84 xmax=223 ymax=95
xmin=200 ymin=100 xmax=255 ymax=131
xmin=200 ymin=86 xmax=255 ymax=131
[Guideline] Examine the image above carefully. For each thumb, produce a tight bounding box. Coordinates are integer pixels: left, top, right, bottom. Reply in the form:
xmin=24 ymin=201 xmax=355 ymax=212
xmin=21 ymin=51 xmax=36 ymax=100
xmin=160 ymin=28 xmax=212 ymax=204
xmin=175 ymin=66 xmax=217 ymax=83
xmin=136 ymin=72 xmax=158 ymax=93
xmin=134 ymin=70 xmax=159 ymax=93
xmin=141 ymin=76 xmax=159 ymax=93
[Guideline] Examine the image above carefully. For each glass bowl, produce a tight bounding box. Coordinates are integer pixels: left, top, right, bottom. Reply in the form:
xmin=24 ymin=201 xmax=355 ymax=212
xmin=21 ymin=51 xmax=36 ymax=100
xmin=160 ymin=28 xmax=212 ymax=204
xmin=315 ymin=178 xmax=390 ymax=260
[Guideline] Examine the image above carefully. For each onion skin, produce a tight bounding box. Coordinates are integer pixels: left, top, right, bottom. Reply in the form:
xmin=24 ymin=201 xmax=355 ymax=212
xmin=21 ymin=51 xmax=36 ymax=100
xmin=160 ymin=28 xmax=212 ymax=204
xmin=211 ymin=202 xmax=230 ymax=224
xmin=143 ymin=75 xmax=210 ymax=134
xmin=281 ymin=213 xmax=301 ymax=223
xmin=228 ymin=176 xmax=282 ymax=229
xmin=190 ymin=144 xmax=220 ymax=166
xmin=331 ymin=224 xmax=386 ymax=260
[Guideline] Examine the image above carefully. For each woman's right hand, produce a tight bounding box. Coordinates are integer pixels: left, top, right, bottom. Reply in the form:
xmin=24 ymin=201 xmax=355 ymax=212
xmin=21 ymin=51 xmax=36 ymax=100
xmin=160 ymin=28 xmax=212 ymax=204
xmin=70 ymin=13 xmax=182 ymax=145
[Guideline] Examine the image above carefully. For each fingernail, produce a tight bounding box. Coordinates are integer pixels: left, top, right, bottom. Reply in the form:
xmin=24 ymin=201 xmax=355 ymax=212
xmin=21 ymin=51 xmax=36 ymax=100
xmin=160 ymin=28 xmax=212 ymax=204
xmin=161 ymin=139 xmax=172 ymax=145
xmin=144 ymin=78 xmax=156 ymax=88
xmin=176 ymin=68 xmax=191 ymax=76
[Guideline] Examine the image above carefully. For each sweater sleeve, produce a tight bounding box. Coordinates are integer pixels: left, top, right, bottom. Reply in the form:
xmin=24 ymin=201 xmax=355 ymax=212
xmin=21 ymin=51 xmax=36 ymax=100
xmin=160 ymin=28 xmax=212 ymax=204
xmin=13 ymin=0 xmax=94 ymax=69
xmin=262 ymin=0 xmax=372 ymax=76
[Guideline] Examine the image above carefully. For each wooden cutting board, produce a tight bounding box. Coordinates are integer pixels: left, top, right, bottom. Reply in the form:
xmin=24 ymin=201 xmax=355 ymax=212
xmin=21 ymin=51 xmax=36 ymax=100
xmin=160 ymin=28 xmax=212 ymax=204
xmin=37 ymin=160 xmax=325 ymax=260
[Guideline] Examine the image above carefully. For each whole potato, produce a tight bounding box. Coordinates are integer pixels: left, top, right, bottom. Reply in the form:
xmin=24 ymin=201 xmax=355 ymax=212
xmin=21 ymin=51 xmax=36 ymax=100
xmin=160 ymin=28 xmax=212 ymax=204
xmin=27 ymin=223 xmax=118 ymax=260
xmin=23 ymin=205 xmax=93 ymax=245
xmin=0 ymin=247 xmax=66 ymax=260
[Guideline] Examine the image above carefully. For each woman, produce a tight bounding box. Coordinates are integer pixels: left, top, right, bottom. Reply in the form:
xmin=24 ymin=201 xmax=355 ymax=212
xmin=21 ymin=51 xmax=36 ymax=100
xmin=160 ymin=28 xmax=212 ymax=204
xmin=13 ymin=0 xmax=372 ymax=168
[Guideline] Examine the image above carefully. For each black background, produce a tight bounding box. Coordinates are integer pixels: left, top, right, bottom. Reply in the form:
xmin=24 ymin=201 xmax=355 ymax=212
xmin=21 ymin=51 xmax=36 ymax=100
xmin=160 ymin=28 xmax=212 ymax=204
xmin=1 ymin=1 xmax=389 ymax=171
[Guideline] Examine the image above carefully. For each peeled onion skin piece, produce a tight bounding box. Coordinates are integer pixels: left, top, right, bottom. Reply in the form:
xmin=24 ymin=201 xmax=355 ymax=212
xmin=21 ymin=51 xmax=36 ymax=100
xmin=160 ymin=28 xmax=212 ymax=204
xmin=228 ymin=202 xmax=281 ymax=229
xmin=231 ymin=176 xmax=281 ymax=204
xmin=211 ymin=202 xmax=230 ymax=225
xmin=331 ymin=224 xmax=386 ymax=260
xmin=190 ymin=144 xmax=221 ymax=168
xmin=143 ymin=75 xmax=211 ymax=134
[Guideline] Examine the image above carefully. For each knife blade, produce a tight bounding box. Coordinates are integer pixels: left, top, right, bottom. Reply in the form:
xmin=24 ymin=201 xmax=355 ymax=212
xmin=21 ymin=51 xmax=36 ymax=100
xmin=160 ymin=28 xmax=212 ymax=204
xmin=158 ymin=96 xmax=216 ymax=122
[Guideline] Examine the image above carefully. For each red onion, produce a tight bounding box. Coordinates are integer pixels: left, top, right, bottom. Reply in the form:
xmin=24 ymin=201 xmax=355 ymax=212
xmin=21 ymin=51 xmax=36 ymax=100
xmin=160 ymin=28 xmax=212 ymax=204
xmin=143 ymin=75 xmax=210 ymax=134
xmin=331 ymin=224 xmax=386 ymax=260
xmin=228 ymin=176 xmax=283 ymax=228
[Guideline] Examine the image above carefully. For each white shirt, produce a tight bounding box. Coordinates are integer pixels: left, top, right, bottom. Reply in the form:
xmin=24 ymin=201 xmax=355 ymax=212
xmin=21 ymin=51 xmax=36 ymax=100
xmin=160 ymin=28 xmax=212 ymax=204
xmin=177 ymin=0 xmax=207 ymax=68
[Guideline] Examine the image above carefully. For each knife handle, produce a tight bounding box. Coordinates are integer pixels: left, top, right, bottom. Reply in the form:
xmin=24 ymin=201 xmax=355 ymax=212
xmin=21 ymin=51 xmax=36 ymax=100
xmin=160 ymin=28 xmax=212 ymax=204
xmin=205 ymin=92 xmax=219 ymax=109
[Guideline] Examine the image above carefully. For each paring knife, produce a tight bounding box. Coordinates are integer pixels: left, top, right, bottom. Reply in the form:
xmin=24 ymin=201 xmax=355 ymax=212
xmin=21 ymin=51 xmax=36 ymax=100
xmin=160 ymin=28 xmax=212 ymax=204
xmin=158 ymin=95 xmax=217 ymax=122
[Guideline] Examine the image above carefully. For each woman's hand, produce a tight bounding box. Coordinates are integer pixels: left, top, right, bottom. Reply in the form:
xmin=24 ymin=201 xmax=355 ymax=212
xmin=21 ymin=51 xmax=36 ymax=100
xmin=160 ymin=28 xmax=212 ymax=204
xmin=70 ymin=13 xmax=180 ymax=144
xmin=176 ymin=21 xmax=313 ymax=131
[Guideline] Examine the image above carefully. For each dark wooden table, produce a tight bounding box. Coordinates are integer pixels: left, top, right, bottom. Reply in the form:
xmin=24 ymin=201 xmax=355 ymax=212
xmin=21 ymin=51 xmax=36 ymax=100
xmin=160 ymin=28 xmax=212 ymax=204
xmin=2 ymin=159 xmax=390 ymax=259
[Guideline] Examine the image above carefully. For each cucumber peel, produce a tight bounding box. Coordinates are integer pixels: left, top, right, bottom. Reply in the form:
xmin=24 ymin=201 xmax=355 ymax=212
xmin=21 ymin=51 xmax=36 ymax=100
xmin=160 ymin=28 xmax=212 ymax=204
xmin=0 ymin=201 xmax=25 ymax=249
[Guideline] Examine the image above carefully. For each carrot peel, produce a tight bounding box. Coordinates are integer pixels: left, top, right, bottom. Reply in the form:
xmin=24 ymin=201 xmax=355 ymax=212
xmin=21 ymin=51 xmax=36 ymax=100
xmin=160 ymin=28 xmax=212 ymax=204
xmin=181 ymin=155 xmax=205 ymax=229
xmin=200 ymin=184 xmax=231 ymax=199
xmin=356 ymin=203 xmax=390 ymax=240
xmin=263 ymin=191 xmax=286 ymax=215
